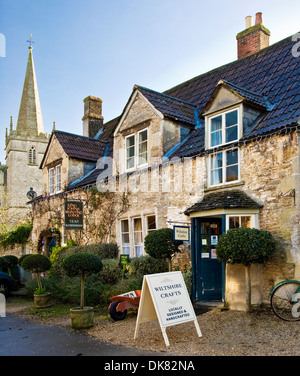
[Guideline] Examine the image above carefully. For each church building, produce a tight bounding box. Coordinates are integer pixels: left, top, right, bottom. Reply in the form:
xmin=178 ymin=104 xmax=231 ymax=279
xmin=1 ymin=42 xmax=49 ymax=228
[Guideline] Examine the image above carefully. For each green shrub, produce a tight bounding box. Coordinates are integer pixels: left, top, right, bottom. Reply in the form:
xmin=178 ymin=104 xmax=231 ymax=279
xmin=21 ymin=254 xmax=51 ymax=293
xmin=3 ymin=255 xmax=19 ymax=266
xmin=128 ymin=255 xmax=168 ymax=277
xmin=18 ymin=254 xmax=31 ymax=267
xmin=99 ymin=259 xmax=122 ymax=284
xmin=50 ymin=243 xmax=119 ymax=277
xmin=216 ymin=227 xmax=276 ymax=311
xmin=62 ymin=252 xmax=103 ymax=309
xmin=144 ymin=228 xmax=182 ymax=270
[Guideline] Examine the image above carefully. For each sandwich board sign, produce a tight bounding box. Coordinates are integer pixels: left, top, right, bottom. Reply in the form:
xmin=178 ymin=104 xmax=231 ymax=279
xmin=134 ymin=271 xmax=202 ymax=347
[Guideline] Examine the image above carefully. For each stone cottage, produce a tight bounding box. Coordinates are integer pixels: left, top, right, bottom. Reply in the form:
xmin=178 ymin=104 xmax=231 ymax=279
xmin=29 ymin=13 xmax=300 ymax=311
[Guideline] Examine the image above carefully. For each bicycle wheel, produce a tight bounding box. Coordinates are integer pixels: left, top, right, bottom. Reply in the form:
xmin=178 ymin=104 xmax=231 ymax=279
xmin=270 ymin=281 xmax=300 ymax=321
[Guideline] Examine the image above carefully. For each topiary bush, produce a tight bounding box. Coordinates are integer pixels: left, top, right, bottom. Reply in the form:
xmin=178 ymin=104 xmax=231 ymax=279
xmin=62 ymin=252 xmax=103 ymax=309
xmin=216 ymin=227 xmax=276 ymax=311
xmin=50 ymin=243 xmax=118 ymax=277
xmin=21 ymin=254 xmax=52 ymax=294
xmin=144 ymin=228 xmax=182 ymax=270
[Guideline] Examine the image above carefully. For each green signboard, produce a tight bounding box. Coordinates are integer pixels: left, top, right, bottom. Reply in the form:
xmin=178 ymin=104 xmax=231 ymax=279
xmin=120 ymin=254 xmax=129 ymax=265
xmin=64 ymin=201 xmax=83 ymax=229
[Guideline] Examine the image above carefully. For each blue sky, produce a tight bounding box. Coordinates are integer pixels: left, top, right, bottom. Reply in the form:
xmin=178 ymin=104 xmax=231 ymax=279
xmin=0 ymin=0 xmax=299 ymax=164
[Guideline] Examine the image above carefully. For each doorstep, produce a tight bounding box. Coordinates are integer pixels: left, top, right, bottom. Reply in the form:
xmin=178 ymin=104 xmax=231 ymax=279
xmin=193 ymin=301 xmax=228 ymax=314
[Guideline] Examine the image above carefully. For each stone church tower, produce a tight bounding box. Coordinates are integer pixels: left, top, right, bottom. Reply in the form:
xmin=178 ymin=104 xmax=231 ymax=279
xmin=4 ymin=43 xmax=49 ymax=226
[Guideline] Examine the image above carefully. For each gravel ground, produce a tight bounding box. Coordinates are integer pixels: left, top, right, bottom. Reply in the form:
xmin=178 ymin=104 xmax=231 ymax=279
xmin=89 ymin=308 xmax=300 ymax=356
xmin=6 ymin=299 xmax=300 ymax=356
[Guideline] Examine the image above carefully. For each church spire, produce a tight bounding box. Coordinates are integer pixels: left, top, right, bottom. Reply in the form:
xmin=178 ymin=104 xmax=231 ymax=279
xmin=16 ymin=37 xmax=44 ymax=135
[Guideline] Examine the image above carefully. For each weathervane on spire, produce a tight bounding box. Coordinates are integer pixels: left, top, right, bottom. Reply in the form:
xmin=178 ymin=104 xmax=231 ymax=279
xmin=26 ymin=34 xmax=34 ymax=49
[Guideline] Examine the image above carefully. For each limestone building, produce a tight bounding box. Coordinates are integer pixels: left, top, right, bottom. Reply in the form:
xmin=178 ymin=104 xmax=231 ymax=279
xmin=29 ymin=13 xmax=300 ymax=311
xmin=3 ymin=44 xmax=49 ymax=227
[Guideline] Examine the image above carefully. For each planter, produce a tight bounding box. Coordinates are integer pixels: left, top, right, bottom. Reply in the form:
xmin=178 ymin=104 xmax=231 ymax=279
xmin=70 ymin=306 xmax=94 ymax=329
xmin=34 ymin=292 xmax=51 ymax=308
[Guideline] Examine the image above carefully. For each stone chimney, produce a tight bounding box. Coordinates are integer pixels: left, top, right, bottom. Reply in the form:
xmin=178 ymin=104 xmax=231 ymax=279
xmin=236 ymin=12 xmax=270 ymax=59
xmin=82 ymin=96 xmax=104 ymax=138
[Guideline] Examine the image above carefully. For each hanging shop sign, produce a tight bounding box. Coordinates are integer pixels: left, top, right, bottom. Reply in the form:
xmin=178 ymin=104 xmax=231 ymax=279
xmin=134 ymin=271 xmax=202 ymax=347
xmin=64 ymin=201 xmax=83 ymax=229
xmin=173 ymin=226 xmax=190 ymax=241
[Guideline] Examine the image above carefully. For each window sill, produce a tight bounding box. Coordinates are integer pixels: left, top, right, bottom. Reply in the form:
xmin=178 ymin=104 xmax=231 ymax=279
xmin=204 ymin=180 xmax=245 ymax=193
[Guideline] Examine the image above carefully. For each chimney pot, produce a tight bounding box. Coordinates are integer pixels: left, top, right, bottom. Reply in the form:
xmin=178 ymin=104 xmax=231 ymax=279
xmin=236 ymin=12 xmax=270 ymax=59
xmin=255 ymin=12 xmax=263 ymax=25
xmin=245 ymin=16 xmax=252 ymax=29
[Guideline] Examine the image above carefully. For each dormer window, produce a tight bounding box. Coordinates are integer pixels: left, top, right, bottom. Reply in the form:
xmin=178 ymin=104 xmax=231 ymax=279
xmin=125 ymin=129 xmax=148 ymax=171
xmin=208 ymin=107 xmax=240 ymax=148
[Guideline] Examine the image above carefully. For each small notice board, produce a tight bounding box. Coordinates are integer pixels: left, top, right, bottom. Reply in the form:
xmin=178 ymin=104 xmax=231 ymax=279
xmin=134 ymin=271 xmax=202 ymax=347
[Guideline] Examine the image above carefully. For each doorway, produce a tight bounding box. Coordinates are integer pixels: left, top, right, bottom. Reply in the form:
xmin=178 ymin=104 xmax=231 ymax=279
xmin=191 ymin=217 xmax=224 ymax=302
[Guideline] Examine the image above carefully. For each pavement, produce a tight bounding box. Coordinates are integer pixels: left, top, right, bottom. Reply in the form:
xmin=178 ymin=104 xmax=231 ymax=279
xmin=0 ymin=313 xmax=163 ymax=357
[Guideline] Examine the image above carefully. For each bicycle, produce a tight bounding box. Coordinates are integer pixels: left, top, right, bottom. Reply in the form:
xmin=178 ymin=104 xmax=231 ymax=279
xmin=269 ymin=280 xmax=300 ymax=321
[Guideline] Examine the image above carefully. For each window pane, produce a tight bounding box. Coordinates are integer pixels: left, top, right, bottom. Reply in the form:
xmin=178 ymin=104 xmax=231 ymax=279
xmin=226 ymin=164 xmax=238 ymax=182
xmin=139 ymin=130 xmax=147 ymax=143
xmin=229 ymin=217 xmax=240 ymax=229
xmin=211 ymin=169 xmax=223 ymax=185
xmin=126 ymin=135 xmax=135 ymax=169
xmin=127 ymin=157 xmax=135 ymax=170
xmin=211 ymin=152 xmax=223 ymax=169
xmin=211 ymin=152 xmax=223 ymax=185
xmin=121 ymin=220 xmax=129 ymax=233
xmin=138 ymin=130 xmax=148 ymax=165
xmin=134 ymin=218 xmax=143 ymax=257
xmin=226 ymin=125 xmax=238 ymax=143
xmin=241 ymin=216 xmax=251 ymax=228
xmin=126 ymin=135 xmax=135 ymax=147
xmin=226 ymin=110 xmax=238 ymax=127
xmin=211 ymin=116 xmax=222 ymax=132
xmin=147 ymin=215 xmax=156 ymax=231
xmin=211 ymin=131 xmax=222 ymax=147
xmin=226 ymin=150 xmax=238 ymax=165
xmin=226 ymin=150 xmax=238 ymax=182
xmin=211 ymin=116 xmax=222 ymax=147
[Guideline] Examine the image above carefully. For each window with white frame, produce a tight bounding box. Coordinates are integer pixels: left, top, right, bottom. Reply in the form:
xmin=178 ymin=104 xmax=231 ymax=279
xmin=120 ymin=214 xmax=156 ymax=257
xmin=49 ymin=165 xmax=62 ymax=195
xmin=121 ymin=219 xmax=130 ymax=255
xmin=226 ymin=214 xmax=257 ymax=230
xmin=125 ymin=129 xmax=148 ymax=171
xmin=208 ymin=108 xmax=240 ymax=149
xmin=133 ymin=217 xmax=143 ymax=257
xmin=209 ymin=148 xmax=239 ymax=186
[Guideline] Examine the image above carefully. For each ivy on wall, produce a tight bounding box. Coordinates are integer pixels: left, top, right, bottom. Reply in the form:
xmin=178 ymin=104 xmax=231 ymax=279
xmin=0 ymin=222 xmax=33 ymax=248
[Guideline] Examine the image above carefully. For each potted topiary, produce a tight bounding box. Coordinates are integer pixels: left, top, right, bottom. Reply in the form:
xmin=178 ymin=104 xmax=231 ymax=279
xmin=216 ymin=227 xmax=276 ymax=312
xmin=62 ymin=252 xmax=103 ymax=329
xmin=21 ymin=254 xmax=52 ymax=308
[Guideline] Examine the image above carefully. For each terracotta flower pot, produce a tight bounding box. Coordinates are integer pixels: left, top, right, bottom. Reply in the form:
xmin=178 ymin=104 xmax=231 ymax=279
xmin=70 ymin=306 xmax=94 ymax=329
xmin=34 ymin=292 xmax=51 ymax=308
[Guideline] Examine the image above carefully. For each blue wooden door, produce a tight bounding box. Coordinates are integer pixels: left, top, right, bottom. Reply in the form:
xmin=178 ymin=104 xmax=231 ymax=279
xmin=194 ymin=218 xmax=223 ymax=301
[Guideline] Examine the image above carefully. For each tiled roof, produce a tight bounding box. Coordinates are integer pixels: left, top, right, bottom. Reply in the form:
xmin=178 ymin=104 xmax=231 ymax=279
xmin=136 ymin=85 xmax=197 ymax=126
xmin=54 ymin=130 xmax=108 ymax=162
xmin=165 ymin=34 xmax=300 ymax=157
xmin=184 ymin=189 xmax=263 ymax=214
